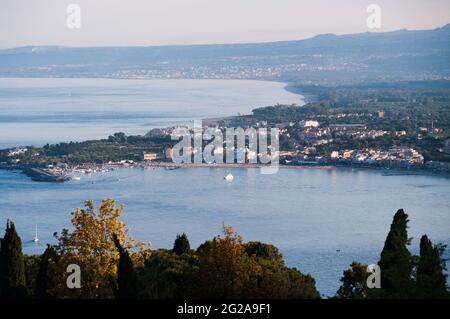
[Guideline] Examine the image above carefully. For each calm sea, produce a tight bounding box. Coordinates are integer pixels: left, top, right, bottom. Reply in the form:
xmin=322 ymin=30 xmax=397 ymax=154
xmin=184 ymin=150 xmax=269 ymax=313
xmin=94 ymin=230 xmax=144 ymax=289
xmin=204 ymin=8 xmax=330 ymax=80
xmin=0 ymin=78 xmax=449 ymax=297
xmin=0 ymin=77 xmax=303 ymax=149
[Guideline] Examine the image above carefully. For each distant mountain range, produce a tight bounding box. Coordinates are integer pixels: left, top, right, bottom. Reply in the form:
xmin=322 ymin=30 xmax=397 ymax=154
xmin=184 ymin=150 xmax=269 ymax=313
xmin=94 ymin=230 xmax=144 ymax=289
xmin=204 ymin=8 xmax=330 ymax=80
xmin=0 ymin=24 xmax=449 ymax=84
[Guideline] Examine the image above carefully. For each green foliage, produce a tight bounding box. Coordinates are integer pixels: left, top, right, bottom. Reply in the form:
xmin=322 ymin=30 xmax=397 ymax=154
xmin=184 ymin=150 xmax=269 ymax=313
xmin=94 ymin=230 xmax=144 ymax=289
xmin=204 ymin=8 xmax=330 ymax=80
xmin=1 ymin=133 xmax=172 ymax=166
xmin=139 ymin=249 xmax=198 ymax=298
xmin=137 ymin=228 xmax=319 ymax=299
xmin=7 ymin=204 xmax=448 ymax=300
xmin=191 ymin=226 xmax=319 ymax=299
xmin=378 ymin=209 xmax=414 ymax=298
xmin=337 ymin=209 xmax=450 ymax=299
xmin=113 ymin=234 xmax=138 ymax=299
xmin=415 ymin=235 xmax=448 ymax=298
xmin=173 ymin=233 xmax=191 ymax=255
xmin=0 ymin=220 xmax=27 ymax=298
xmin=24 ymin=255 xmax=40 ymax=296
xmin=244 ymin=241 xmax=283 ymax=262
xmin=35 ymin=245 xmax=58 ymax=299
xmin=51 ymin=200 xmax=149 ymax=299
xmin=336 ymin=262 xmax=370 ymax=299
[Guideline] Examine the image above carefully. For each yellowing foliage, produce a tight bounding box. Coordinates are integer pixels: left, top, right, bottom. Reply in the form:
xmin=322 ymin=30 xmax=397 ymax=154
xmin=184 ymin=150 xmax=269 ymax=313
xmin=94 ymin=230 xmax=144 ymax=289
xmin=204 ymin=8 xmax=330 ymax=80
xmin=53 ymin=199 xmax=150 ymax=298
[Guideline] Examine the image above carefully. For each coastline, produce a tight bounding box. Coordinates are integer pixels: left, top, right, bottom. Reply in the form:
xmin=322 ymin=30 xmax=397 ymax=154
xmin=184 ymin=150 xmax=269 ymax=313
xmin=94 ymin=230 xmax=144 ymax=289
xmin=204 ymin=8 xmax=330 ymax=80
xmin=201 ymin=80 xmax=309 ymax=125
xmin=1 ymin=79 xmax=449 ymax=181
xmin=284 ymin=83 xmax=317 ymax=103
xmin=2 ymin=160 xmax=449 ymax=184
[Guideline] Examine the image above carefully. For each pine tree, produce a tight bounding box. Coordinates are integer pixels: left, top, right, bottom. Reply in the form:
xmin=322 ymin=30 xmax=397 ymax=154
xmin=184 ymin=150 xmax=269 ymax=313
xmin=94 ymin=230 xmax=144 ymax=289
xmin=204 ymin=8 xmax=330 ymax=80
xmin=415 ymin=235 xmax=448 ymax=298
xmin=0 ymin=220 xmax=27 ymax=298
xmin=113 ymin=234 xmax=138 ymax=299
xmin=378 ymin=209 xmax=414 ymax=298
xmin=35 ymin=245 xmax=58 ymax=299
xmin=173 ymin=233 xmax=191 ymax=255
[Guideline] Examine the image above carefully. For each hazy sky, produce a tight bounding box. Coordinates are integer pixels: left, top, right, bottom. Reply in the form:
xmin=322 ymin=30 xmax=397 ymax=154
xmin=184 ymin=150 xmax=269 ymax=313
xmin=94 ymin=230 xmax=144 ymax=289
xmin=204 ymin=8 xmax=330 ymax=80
xmin=0 ymin=0 xmax=449 ymax=48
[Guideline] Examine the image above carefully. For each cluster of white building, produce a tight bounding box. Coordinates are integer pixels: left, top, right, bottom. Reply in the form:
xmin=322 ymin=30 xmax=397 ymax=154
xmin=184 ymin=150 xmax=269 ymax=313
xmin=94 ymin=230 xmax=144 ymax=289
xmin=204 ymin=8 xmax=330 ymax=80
xmin=330 ymin=147 xmax=424 ymax=167
xmin=7 ymin=147 xmax=28 ymax=157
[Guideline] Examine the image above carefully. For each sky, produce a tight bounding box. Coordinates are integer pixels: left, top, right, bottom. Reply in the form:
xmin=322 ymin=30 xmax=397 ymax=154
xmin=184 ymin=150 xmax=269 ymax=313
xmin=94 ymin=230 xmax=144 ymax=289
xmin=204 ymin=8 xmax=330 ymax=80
xmin=0 ymin=0 xmax=449 ymax=49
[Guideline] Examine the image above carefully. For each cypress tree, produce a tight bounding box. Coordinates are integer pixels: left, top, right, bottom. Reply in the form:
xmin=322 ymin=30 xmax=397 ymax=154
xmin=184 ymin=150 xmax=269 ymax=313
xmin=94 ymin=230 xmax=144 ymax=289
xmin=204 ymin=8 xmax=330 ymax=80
xmin=173 ymin=233 xmax=190 ymax=255
xmin=35 ymin=245 xmax=58 ymax=299
xmin=378 ymin=209 xmax=414 ymax=298
xmin=415 ymin=235 xmax=448 ymax=298
xmin=0 ymin=220 xmax=27 ymax=298
xmin=113 ymin=234 xmax=138 ymax=299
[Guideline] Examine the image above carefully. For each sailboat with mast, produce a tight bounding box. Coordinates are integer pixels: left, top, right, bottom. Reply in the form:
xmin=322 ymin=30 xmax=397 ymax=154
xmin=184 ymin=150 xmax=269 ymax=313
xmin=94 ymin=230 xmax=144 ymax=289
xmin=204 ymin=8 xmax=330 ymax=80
xmin=33 ymin=224 xmax=39 ymax=243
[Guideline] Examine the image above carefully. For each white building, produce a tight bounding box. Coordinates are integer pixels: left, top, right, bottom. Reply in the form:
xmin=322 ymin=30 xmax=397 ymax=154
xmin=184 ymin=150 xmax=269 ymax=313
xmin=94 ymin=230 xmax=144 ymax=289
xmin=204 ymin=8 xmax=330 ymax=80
xmin=300 ymin=120 xmax=320 ymax=128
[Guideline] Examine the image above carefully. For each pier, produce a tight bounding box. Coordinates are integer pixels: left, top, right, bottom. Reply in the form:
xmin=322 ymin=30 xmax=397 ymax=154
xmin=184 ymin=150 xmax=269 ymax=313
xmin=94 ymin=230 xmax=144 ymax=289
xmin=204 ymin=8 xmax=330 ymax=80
xmin=24 ymin=168 xmax=69 ymax=183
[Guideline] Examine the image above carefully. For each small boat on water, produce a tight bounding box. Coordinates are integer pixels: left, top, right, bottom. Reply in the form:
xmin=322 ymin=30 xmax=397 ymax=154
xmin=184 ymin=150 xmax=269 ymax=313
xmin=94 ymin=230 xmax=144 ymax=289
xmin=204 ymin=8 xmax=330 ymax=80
xmin=224 ymin=173 xmax=234 ymax=182
xmin=33 ymin=224 xmax=39 ymax=243
xmin=71 ymin=176 xmax=81 ymax=181
xmin=165 ymin=166 xmax=180 ymax=171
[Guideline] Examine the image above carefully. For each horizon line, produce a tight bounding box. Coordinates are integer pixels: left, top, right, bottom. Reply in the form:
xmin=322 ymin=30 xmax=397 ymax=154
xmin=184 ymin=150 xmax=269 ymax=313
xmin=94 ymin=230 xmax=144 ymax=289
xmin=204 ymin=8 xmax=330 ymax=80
xmin=1 ymin=22 xmax=448 ymax=51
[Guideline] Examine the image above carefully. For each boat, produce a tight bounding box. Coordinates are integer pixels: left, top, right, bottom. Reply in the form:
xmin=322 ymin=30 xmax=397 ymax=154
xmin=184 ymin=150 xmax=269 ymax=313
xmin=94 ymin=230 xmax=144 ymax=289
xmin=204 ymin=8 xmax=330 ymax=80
xmin=71 ymin=176 xmax=81 ymax=181
xmin=33 ymin=224 xmax=39 ymax=243
xmin=224 ymin=173 xmax=234 ymax=182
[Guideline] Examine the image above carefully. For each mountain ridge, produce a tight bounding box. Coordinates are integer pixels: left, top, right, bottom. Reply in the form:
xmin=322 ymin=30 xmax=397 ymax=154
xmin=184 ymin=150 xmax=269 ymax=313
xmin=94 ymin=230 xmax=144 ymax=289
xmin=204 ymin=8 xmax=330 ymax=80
xmin=0 ymin=24 xmax=448 ymax=84
xmin=1 ymin=23 xmax=449 ymax=52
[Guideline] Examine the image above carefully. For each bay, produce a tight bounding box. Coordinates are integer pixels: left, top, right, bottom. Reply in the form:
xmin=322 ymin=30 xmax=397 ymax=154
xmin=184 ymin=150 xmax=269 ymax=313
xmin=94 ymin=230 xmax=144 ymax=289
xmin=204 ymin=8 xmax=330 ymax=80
xmin=0 ymin=78 xmax=449 ymax=298
xmin=0 ymin=167 xmax=449 ymax=297
xmin=0 ymin=77 xmax=303 ymax=149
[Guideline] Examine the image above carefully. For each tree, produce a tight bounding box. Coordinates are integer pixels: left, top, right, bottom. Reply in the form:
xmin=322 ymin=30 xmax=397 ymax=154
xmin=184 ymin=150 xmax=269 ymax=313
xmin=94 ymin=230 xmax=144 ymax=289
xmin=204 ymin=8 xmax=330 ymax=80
xmin=113 ymin=234 xmax=138 ymax=299
xmin=244 ymin=241 xmax=283 ymax=262
xmin=139 ymin=250 xmax=198 ymax=299
xmin=336 ymin=262 xmax=370 ymax=299
xmin=0 ymin=220 xmax=27 ymax=298
xmin=35 ymin=245 xmax=59 ymax=299
xmin=378 ymin=209 xmax=414 ymax=298
xmin=415 ymin=235 xmax=448 ymax=298
xmin=53 ymin=199 xmax=149 ymax=298
xmin=24 ymin=255 xmax=41 ymax=296
xmin=173 ymin=233 xmax=191 ymax=255
xmin=192 ymin=226 xmax=319 ymax=299
xmin=194 ymin=225 xmax=249 ymax=298
xmin=109 ymin=132 xmax=127 ymax=143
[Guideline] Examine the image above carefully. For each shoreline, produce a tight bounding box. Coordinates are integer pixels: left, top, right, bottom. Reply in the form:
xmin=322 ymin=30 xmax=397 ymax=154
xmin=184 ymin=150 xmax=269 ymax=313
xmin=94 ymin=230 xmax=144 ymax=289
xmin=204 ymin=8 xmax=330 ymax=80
xmin=2 ymin=161 xmax=450 ymax=183
xmin=284 ymin=83 xmax=317 ymax=104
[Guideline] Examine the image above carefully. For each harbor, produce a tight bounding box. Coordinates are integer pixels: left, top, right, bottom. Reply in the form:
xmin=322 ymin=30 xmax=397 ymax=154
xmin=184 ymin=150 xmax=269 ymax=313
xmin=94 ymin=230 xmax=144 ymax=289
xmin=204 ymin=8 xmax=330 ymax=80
xmin=21 ymin=161 xmax=337 ymax=183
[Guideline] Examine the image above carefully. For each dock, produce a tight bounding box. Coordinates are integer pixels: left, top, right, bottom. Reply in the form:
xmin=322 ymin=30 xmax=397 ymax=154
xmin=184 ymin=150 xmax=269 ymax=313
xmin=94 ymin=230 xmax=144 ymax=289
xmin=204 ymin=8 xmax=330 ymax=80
xmin=24 ymin=168 xmax=69 ymax=183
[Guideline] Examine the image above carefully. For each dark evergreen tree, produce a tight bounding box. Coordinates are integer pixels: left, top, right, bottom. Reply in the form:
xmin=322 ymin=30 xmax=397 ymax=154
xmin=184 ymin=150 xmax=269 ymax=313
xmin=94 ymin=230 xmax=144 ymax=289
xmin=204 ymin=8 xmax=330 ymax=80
xmin=336 ymin=262 xmax=370 ymax=299
xmin=415 ymin=235 xmax=448 ymax=298
xmin=35 ymin=245 xmax=58 ymax=299
xmin=0 ymin=220 xmax=27 ymax=298
xmin=378 ymin=209 xmax=414 ymax=298
xmin=173 ymin=233 xmax=190 ymax=255
xmin=113 ymin=234 xmax=137 ymax=299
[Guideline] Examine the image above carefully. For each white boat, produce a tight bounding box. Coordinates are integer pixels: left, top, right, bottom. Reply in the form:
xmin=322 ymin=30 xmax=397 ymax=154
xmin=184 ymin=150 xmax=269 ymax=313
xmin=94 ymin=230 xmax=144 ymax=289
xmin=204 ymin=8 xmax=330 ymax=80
xmin=71 ymin=176 xmax=81 ymax=181
xmin=224 ymin=173 xmax=234 ymax=182
xmin=33 ymin=224 xmax=39 ymax=243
